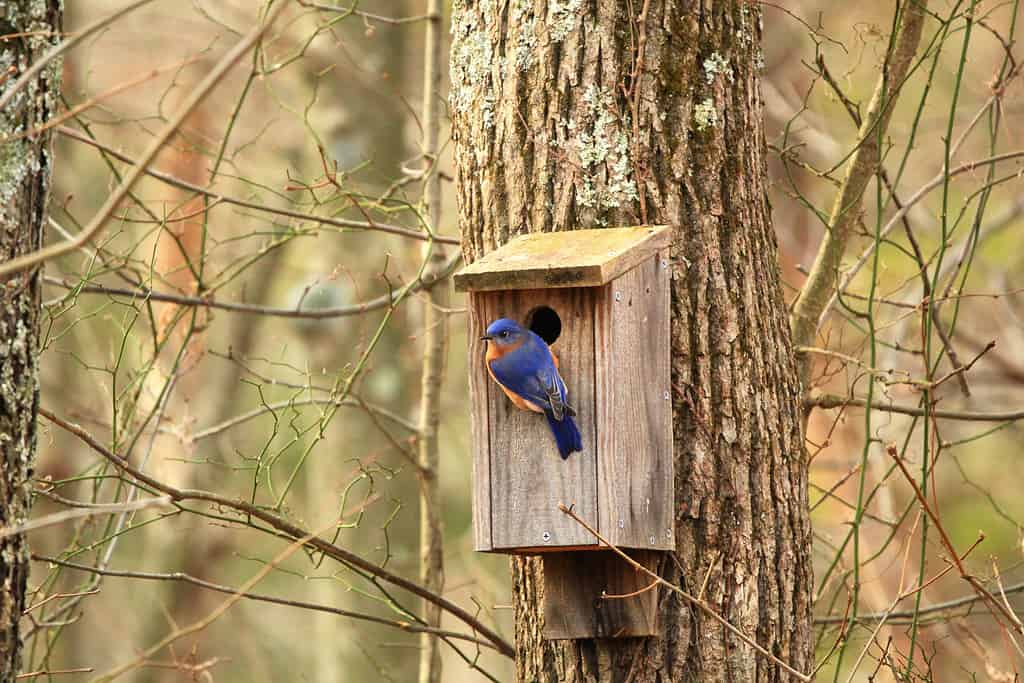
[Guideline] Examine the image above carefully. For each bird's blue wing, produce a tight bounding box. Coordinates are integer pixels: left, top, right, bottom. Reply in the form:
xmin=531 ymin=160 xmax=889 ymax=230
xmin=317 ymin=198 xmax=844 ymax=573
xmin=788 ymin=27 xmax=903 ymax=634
xmin=488 ymin=354 xmax=553 ymax=410
xmin=489 ymin=334 xmax=569 ymax=417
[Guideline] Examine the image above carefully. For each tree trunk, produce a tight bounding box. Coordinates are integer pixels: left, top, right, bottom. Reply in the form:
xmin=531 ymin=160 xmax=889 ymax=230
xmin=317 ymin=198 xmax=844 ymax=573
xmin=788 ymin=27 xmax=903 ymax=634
xmin=0 ymin=2 xmax=62 ymax=678
xmin=450 ymin=1 xmax=811 ymax=680
xmin=417 ymin=1 xmax=448 ymax=681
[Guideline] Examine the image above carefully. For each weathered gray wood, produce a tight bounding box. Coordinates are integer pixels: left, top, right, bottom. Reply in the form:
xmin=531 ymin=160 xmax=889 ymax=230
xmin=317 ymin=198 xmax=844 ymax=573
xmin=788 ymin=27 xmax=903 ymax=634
xmin=595 ymin=254 xmax=674 ymax=550
xmin=453 ymin=227 xmax=671 ymax=292
xmin=476 ymin=288 xmax=599 ymax=550
xmin=542 ymin=551 xmax=661 ymax=639
xmin=468 ymin=292 xmax=494 ymax=551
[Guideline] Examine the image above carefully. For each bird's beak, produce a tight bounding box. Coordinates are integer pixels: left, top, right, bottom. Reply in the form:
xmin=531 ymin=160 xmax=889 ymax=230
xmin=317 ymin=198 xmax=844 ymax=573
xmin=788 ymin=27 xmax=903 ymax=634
xmin=479 ymin=335 xmax=492 ymax=341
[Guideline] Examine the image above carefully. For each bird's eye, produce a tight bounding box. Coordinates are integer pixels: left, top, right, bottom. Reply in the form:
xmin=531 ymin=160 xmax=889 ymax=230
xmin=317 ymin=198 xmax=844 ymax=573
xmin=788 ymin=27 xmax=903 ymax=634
xmin=500 ymin=330 xmax=509 ymax=338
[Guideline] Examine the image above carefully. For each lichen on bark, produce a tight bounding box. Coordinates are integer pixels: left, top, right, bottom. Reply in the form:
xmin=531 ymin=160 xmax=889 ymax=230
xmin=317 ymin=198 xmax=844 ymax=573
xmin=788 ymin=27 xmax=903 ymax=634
xmin=451 ymin=1 xmax=812 ymax=680
xmin=0 ymin=1 xmax=62 ymax=677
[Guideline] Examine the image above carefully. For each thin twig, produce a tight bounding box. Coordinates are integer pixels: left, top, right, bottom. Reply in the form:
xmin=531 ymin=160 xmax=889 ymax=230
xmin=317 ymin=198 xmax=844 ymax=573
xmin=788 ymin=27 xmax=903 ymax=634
xmin=602 ymin=579 xmax=660 ymax=600
xmin=696 ymin=551 xmax=721 ymax=602
xmin=297 ymin=0 xmax=436 ymax=24
xmin=790 ymin=0 xmax=930 ymax=383
xmin=44 ymin=249 xmax=460 ymax=320
xmin=35 ymin=554 xmax=499 ymax=650
xmin=16 ymin=668 xmax=93 ymax=679
xmin=901 ymin=219 xmax=972 ymax=396
xmin=887 ymin=444 xmax=1023 ymax=634
xmin=0 ymin=0 xmax=159 ymax=113
xmin=37 ymin=407 xmax=515 ymax=659
xmin=187 ymin=396 xmax=418 ymax=442
xmin=819 ymin=150 xmax=1024 ymax=328
xmin=0 ymin=2 xmax=290 ymax=278
xmin=23 ymin=589 xmax=100 ymax=615
xmin=57 ymin=126 xmax=461 ymax=246
xmin=1 ymin=496 xmax=172 ymax=539
xmin=795 ymin=345 xmax=912 ymax=379
xmin=805 ymin=391 xmax=1024 ymax=422
xmin=88 ymin=524 xmax=323 ymax=682
xmin=5 ymin=55 xmax=204 ymax=143
xmin=817 ymin=579 xmax=1024 ymax=624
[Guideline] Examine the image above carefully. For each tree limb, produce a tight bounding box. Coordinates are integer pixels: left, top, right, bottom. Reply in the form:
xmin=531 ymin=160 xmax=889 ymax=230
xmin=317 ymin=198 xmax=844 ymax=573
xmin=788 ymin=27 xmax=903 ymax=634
xmin=37 ymin=407 xmax=516 ymax=659
xmin=805 ymin=391 xmax=1024 ymax=422
xmin=56 ymin=126 xmax=461 ymax=246
xmin=416 ymin=0 xmax=448 ymax=681
xmin=0 ymin=2 xmax=289 ymax=278
xmin=35 ymin=554 xmax=500 ymax=650
xmin=790 ymin=0 xmax=930 ymax=383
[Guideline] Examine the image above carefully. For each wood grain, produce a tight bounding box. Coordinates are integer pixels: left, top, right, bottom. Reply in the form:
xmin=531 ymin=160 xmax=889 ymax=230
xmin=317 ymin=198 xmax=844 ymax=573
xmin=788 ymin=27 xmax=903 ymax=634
xmin=595 ymin=253 xmax=674 ymax=550
xmin=541 ymin=551 xmax=661 ymax=639
xmin=453 ymin=227 xmax=671 ymax=292
xmin=474 ymin=288 xmax=599 ymax=550
xmin=467 ymin=292 xmax=493 ymax=551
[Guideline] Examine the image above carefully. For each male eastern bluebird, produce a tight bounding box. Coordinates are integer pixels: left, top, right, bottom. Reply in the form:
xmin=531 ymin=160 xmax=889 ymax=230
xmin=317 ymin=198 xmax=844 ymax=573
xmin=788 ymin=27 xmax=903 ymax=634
xmin=481 ymin=318 xmax=583 ymax=459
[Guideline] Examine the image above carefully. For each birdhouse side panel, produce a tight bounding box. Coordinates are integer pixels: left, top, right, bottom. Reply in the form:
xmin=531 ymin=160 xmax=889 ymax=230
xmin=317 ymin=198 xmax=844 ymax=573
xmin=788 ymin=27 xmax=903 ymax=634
xmin=477 ymin=288 xmax=599 ymax=551
xmin=467 ymin=292 xmax=494 ymax=551
xmin=595 ymin=253 xmax=674 ymax=550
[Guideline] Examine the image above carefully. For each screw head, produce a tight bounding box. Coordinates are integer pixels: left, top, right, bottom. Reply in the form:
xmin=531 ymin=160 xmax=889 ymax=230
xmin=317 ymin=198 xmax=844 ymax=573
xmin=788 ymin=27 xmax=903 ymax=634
xmin=542 ymin=531 xmax=551 ymax=542
xmin=618 ymin=519 xmax=625 ymax=529
xmin=649 ymin=535 xmax=656 ymax=545
xmin=663 ymin=390 xmax=670 ymax=400
xmin=614 ymin=291 xmax=622 ymax=302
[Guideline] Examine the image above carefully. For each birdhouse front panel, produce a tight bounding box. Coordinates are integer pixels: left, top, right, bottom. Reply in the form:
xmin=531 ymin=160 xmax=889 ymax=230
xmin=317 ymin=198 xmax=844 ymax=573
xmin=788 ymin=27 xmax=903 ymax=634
xmin=458 ymin=226 xmax=674 ymax=554
xmin=469 ymin=287 xmax=600 ymax=551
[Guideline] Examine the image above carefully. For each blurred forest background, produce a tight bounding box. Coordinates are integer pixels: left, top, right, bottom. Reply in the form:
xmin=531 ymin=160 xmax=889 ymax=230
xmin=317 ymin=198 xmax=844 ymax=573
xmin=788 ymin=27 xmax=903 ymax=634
xmin=16 ymin=0 xmax=1024 ymax=680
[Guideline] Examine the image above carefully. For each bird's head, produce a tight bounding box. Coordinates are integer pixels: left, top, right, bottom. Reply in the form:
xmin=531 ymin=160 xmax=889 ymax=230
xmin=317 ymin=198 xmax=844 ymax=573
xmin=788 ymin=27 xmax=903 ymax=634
xmin=481 ymin=318 xmax=526 ymax=347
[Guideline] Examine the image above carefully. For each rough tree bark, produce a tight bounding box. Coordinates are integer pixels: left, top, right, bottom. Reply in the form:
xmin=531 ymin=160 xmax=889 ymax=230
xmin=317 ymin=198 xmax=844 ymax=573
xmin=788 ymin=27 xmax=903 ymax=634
xmin=450 ymin=1 xmax=811 ymax=680
xmin=0 ymin=2 xmax=62 ymax=678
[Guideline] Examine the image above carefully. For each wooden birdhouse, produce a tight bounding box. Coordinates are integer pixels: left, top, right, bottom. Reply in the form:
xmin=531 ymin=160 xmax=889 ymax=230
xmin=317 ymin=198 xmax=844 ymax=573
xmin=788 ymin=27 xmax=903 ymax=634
xmin=455 ymin=226 xmax=674 ymax=639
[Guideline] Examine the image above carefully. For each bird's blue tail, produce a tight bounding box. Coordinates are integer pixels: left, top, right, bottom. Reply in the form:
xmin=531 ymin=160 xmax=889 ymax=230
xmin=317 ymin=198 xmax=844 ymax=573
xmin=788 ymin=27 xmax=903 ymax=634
xmin=545 ymin=411 xmax=582 ymax=459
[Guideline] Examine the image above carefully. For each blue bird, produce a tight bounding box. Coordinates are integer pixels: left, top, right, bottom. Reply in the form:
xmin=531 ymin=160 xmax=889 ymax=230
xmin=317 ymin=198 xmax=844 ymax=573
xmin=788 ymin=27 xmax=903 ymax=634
xmin=481 ymin=318 xmax=583 ymax=459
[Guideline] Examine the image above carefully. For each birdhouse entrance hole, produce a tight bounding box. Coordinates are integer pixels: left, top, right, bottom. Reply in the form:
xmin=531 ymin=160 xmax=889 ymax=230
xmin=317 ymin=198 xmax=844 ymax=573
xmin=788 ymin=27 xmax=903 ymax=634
xmin=525 ymin=305 xmax=561 ymax=345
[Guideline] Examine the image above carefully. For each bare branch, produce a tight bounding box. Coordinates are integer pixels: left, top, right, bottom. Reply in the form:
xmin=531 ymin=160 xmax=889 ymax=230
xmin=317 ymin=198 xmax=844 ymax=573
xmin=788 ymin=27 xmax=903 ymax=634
xmin=37 ymin=407 xmax=516 ymax=659
xmin=790 ymin=0 xmax=930 ymax=382
xmin=0 ymin=3 xmax=290 ymax=278
xmin=886 ymin=445 xmax=1024 ymax=634
xmin=43 ymin=249 xmax=461 ymax=319
xmin=88 ymin=524 xmax=321 ymax=682
xmin=35 ymin=554 xmax=500 ymax=650
xmin=816 ymin=580 xmax=1024 ymax=626
xmin=416 ymin=1 xmax=448 ymax=681
xmin=16 ymin=667 xmax=94 ymax=679
xmin=819 ymin=150 xmax=1024 ymax=330
xmin=297 ymin=0 xmax=437 ymax=24
xmin=0 ymin=0 xmax=159 ymax=112
xmin=0 ymin=496 xmax=172 ymax=539
xmin=57 ymin=126 xmax=461 ymax=246
xmin=187 ymin=396 xmax=418 ymax=442
xmin=805 ymin=391 xmax=1024 ymax=422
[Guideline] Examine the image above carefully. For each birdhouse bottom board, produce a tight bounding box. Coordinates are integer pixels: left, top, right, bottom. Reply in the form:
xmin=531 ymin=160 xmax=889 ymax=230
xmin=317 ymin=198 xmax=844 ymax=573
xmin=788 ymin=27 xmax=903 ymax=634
xmin=468 ymin=253 xmax=673 ymax=554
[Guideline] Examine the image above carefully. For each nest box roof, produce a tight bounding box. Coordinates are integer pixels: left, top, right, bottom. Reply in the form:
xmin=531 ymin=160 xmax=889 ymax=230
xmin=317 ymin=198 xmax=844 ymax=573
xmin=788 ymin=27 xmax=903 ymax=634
xmin=453 ymin=226 xmax=670 ymax=292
